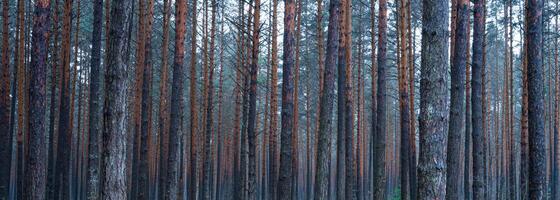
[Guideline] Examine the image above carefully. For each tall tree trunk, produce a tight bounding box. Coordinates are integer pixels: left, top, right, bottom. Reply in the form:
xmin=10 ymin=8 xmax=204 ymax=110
xmin=278 ymin=0 xmax=295 ymax=198
xmin=202 ymin=1 xmax=217 ymax=199
xmin=138 ymin=0 xmax=155 ymax=198
xmin=101 ymin=0 xmax=131 ymax=198
xmin=246 ymin=0 xmax=259 ymax=199
xmin=446 ymin=0 xmax=468 ymax=198
xmin=87 ymin=0 xmax=104 ymax=199
xmin=47 ymin=0 xmax=60 ymax=197
xmin=166 ymin=0 xmax=187 ymax=197
xmin=0 ymin=0 xmax=11 ymax=197
xmin=464 ymin=15 xmax=472 ymax=200
xmin=54 ymin=0 xmax=73 ymax=197
xmin=314 ymin=0 xmax=340 ymax=198
xmin=157 ymin=0 xmax=171 ymax=197
xmin=23 ymin=0 xmax=50 ymax=199
xmin=340 ymin=0 xmax=354 ymax=199
xmin=471 ymin=0 xmax=485 ymax=198
xmin=526 ymin=0 xmax=546 ymax=196
xmin=398 ymin=0 xmax=412 ymax=198
xmin=368 ymin=0 xmax=377 ymax=198
xmin=268 ymin=0 xmax=279 ymax=198
xmin=373 ymin=0 xmax=387 ymax=197
xmin=189 ymin=0 xmax=199 ymax=198
xmin=418 ymin=0 xmax=449 ymax=198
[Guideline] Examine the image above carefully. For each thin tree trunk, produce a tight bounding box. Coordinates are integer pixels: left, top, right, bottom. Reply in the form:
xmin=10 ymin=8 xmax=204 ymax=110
xmin=268 ymin=0 xmax=279 ymax=198
xmin=189 ymin=0 xmax=199 ymax=198
xmin=202 ymin=1 xmax=217 ymax=199
xmin=157 ymin=0 xmax=171 ymax=197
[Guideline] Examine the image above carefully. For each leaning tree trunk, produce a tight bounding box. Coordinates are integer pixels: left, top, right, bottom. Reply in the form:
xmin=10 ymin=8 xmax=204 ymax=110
xmin=314 ymin=0 xmax=340 ymax=198
xmin=23 ymin=0 xmax=50 ymax=199
xmin=446 ymin=0 xmax=468 ymax=198
xmin=418 ymin=0 xmax=449 ymax=198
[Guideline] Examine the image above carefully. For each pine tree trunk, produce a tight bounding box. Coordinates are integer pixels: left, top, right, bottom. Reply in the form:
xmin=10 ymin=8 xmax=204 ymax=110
xmin=101 ymin=0 xmax=131 ymax=198
xmin=166 ymin=0 xmax=187 ymax=197
xmin=278 ymin=0 xmax=295 ymax=198
xmin=418 ymin=0 xmax=450 ymax=198
xmin=189 ymin=0 xmax=199 ymax=198
xmin=526 ymin=0 xmax=546 ymax=196
xmin=157 ymin=0 xmax=171 ymax=197
xmin=471 ymin=0 xmax=485 ymax=198
xmin=314 ymin=0 xmax=340 ymax=198
xmin=54 ymin=0 xmax=73 ymax=197
xmin=202 ymin=1 xmax=217 ymax=199
xmin=398 ymin=0 xmax=411 ymax=198
xmin=0 ymin=0 xmax=11 ymax=197
xmin=23 ymin=1 xmax=50 ymax=199
xmin=268 ymin=0 xmax=279 ymax=198
xmin=247 ymin=0 xmax=259 ymax=199
xmin=86 ymin=0 xmax=104 ymax=199
xmin=446 ymin=0 xmax=468 ymax=198
xmin=374 ymin=0 xmax=387 ymax=197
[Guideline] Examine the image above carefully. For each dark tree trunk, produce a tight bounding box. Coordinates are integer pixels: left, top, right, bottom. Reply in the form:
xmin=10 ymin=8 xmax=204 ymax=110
xmin=374 ymin=0 xmax=387 ymax=197
xmin=446 ymin=0 xmax=468 ymax=198
xmin=166 ymin=0 xmax=187 ymax=198
xmin=526 ymin=0 xmax=546 ymax=197
xmin=0 ymin=0 xmax=11 ymax=197
xmin=278 ymin=0 xmax=295 ymax=198
xmin=418 ymin=0 xmax=449 ymax=198
xmin=54 ymin=0 xmax=73 ymax=198
xmin=101 ymin=0 xmax=131 ymax=198
xmin=268 ymin=0 xmax=279 ymax=198
xmin=202 ymin=1 xmax=217 ymax=199
xmin=23 ymin=1 xmax=50 ymax=199
xmin=87 ymin=0 xmax=104 ymax=199
xmin=247 ymin=0 xmax=259 ymax=199
xmin=471 ymin=0 xmax=485 ymax=198
xmin=314 ymin=0 xmax=340 ymax=198
xmin=189 ymin=0 xmax=199 ymax=198
xmin=398 ymin=0 xmax=411 ymax=198
xmin=157 ymin=0 xmax=171 ymax=198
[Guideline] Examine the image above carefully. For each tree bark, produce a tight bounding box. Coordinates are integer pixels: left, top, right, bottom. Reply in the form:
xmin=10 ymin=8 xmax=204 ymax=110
xmin=101 ymin=0 xmax=131 ymax=198
xmin=87 ymin=0 xmax=104 ymax=199
xmin=418 ymin=0 xmax=450 ymax=198
xmin=446 ymin=0 xmax=468 ymax=198
xmin=278 ymin=0 xmax=295 ymax=198
xmin=0 ymin=0 xmax=11 ymax=197
xmin=526 ymin=0 xmax=546 ymax=197
xmin=166 ymin=0 xmax=187 ymax=198
xmin=374 ymin=0 xmax=387 ymax=197
xmin=314 ymin=0 xmax=340 ymax=198
xmin=269 ymin=0 xmax=279 ymax=198
xmin=471 ymin=0 xmax=485 ymax=198
xmin=23 ymin=1 xmax=50 ymax=199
